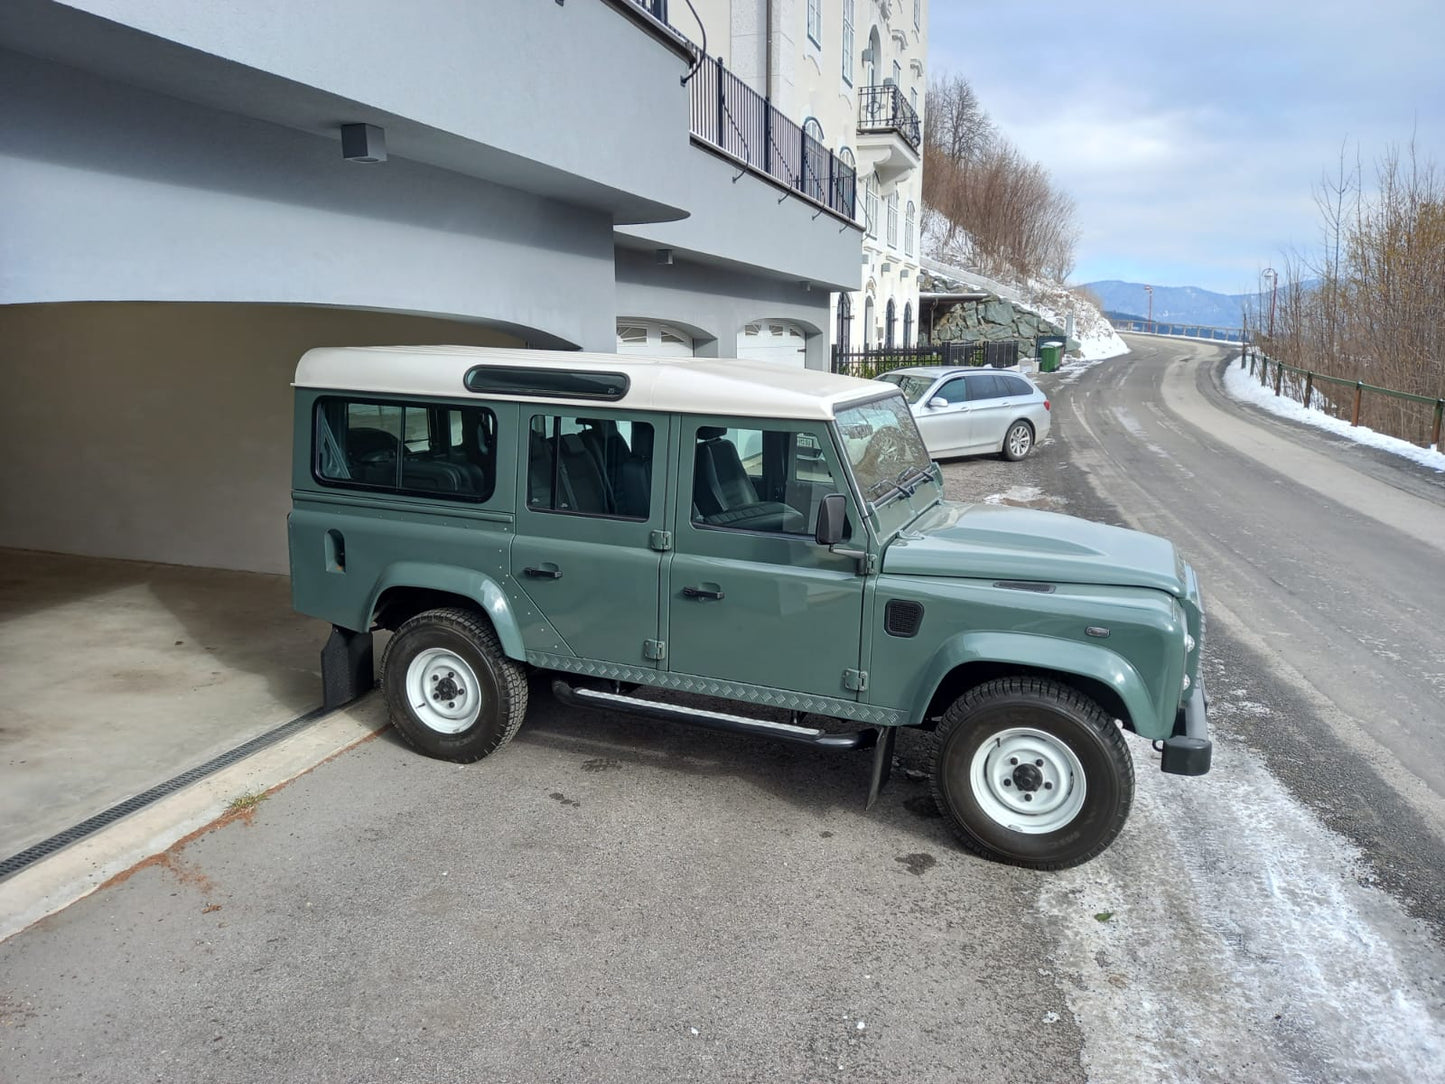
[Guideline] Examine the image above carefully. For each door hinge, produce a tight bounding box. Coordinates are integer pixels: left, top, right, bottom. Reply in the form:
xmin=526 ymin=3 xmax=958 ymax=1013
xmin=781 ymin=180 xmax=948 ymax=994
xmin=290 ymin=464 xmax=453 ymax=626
xmin=649 ymin=530 xmax=673 ymax=552
xmin=843 ymin=668 xmax=869 ymax=692
xmin=643 ymin=639 xmax=667 ymax=660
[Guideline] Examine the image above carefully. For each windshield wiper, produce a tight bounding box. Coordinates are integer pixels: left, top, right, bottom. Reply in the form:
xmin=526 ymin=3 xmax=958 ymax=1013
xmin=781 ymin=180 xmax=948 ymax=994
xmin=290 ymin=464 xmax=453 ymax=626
xmin=894 ymin=464 xmax=933 ymax=496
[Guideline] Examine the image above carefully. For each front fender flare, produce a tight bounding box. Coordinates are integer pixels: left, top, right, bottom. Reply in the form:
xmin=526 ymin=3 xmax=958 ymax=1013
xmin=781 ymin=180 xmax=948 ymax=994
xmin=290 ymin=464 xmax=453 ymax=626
xmin=367 ymin=562 xmax=526 ymax=661
xmin=908 ymin=630 xmax=1166 ymax=738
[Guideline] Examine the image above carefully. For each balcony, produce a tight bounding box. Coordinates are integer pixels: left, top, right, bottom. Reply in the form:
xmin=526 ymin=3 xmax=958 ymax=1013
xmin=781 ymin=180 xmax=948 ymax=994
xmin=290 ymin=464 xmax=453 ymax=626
xmin=856 ymin=85 xmax=921 ymax=185
xmin=689 ymin=54 xmax=857 ymax=222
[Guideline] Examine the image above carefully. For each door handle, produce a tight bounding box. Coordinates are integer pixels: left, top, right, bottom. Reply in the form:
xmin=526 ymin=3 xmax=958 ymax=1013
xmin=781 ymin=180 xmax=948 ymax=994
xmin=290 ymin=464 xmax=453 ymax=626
xmin=682 ymin=585 xmax=725 ymax=601
xmin=523 ymin=565 xmax=563 ymax=580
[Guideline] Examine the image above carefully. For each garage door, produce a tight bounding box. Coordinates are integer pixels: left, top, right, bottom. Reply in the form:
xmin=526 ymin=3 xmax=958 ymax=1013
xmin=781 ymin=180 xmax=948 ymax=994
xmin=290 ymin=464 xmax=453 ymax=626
xmin=617 ymin=321 xmax=694 ymax=357
xmin=737 ymin=321 xmax=807 ymax=366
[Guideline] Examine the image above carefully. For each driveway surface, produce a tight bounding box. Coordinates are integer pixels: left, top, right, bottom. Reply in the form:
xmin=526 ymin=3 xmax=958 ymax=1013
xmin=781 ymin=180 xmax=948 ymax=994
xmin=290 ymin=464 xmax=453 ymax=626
xmin=2 ymin=336 xmax=1443 ymax=1083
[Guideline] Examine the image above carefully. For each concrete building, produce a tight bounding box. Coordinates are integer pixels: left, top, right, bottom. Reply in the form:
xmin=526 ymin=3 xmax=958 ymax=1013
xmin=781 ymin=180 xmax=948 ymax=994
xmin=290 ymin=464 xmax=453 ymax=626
xmin=1 ymin=0 xmax=865 ymax=575
xmin=679 ymin=0 xmax=927 ymax=355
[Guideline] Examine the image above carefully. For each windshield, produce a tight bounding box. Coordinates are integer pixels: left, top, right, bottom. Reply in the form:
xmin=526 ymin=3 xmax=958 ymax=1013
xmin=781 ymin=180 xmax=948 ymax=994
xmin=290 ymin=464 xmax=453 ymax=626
xmin=876 ymin=372 xmax=936 ymax=405
xmin=835 ymin=394 xmax=934 ymax=503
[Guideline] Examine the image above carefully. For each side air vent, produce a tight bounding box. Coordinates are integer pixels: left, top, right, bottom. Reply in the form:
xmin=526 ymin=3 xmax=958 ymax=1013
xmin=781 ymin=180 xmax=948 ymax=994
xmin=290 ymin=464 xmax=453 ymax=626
xmin=994 ymin=580 xmax=1056 ymax=593
xmin=884 ymin=599 xmax=924 ymax=637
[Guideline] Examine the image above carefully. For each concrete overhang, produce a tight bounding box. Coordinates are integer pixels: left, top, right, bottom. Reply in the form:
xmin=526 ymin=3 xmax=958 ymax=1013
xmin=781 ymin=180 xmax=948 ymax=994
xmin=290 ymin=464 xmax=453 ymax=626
xmin=0 ymin=0 xmax=691 ymax=226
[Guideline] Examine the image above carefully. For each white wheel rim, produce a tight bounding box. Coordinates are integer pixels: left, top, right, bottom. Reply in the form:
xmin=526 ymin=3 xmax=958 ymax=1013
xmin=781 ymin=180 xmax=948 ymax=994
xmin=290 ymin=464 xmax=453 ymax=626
xmin=1008 ymin=425 xmax=1031 ymax=457
xmin=969 ymin=727 xmax=1086 ymax=834
xmin=405 ymin=648 xmax=482 ymax=734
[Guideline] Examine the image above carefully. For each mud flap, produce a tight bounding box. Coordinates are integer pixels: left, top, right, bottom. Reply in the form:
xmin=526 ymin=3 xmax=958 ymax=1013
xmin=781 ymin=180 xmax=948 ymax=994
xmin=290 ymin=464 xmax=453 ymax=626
xmin=321 ymin=625 xmax=374 ymax=710
xmin=865 ymin=725 xmax=898 ymax=810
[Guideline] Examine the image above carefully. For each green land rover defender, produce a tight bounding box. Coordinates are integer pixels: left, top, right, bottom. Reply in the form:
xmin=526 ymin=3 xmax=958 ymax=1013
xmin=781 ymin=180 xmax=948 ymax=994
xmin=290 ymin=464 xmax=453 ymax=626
xmin=289 ymin=346 xmax=1210 ymax=869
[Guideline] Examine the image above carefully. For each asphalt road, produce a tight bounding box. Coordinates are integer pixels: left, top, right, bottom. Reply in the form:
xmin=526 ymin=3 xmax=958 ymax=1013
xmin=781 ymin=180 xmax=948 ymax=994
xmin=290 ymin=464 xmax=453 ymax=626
xmin=2 ymin=337 xmax=1443 ymax=1082
xmin=1053 ymin=334 xmax=1445 ymax=927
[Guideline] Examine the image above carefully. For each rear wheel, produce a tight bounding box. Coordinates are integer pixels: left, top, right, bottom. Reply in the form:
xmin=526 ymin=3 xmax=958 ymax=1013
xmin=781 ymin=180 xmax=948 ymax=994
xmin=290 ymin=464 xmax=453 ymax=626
xmin=930 ymin=678 xmax=1133 ymax=869
xmin=1001 ymin=420 xmax=1034 ymax=461
xmin=381 ymin=607 xmax=528 ymax=762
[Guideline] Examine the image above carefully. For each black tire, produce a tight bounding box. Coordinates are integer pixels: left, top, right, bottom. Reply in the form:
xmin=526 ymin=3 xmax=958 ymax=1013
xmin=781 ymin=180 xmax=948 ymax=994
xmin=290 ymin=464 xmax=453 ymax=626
xmin=929 ymin=678 xmax=1134 ymax=869
xmin=380 ymin=607 xmax=528 ymax=763
xmin=1001 ymin=420 xmax=1034 ymax=461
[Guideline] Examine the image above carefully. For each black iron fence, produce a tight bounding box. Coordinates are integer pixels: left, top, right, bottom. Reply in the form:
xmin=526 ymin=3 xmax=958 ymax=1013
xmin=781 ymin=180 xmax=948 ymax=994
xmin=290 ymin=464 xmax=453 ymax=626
xmin=857 ymin=84 xmax=921 ymax=151
xmin=831 ymin=341 xmax=1021 ymax=381
xmin=690 ymin=54 xmax=856 ymax=220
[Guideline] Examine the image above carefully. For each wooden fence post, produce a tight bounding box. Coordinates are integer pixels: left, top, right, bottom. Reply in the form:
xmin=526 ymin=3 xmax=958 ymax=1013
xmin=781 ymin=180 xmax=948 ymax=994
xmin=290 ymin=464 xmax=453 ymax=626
xmin=1304 ymin=372 xmax=1314 ymax=410
xmin=1352 ymin=382 xmax=1363 ymax=427
xmin=1432 ymin=399 xmax=1443 ymax=451
xmin=1273 ymin=361 xmax=1283 ymax=396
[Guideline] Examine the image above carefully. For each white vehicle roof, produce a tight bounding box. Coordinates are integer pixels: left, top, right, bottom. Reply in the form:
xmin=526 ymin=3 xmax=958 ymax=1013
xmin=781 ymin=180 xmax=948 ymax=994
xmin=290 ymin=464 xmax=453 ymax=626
xmin=294 ymin=345 xmax=893 ymax=421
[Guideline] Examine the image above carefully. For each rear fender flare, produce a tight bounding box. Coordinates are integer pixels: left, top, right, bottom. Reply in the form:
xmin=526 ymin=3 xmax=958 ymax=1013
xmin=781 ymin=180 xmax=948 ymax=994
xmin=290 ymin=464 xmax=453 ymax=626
xmin=367 ymin=562 xmax=526 ymax=661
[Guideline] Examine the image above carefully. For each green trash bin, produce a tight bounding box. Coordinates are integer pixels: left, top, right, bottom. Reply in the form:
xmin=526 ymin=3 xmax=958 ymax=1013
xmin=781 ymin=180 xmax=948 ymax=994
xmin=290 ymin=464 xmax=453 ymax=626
xmin=1039 ymin=341 xmax=1063 ymax=373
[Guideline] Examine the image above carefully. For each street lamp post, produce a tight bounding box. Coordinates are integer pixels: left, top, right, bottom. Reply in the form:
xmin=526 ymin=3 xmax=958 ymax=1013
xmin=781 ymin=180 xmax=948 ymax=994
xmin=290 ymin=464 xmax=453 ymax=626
xmin=1144 ymin=285 xmax=1153 ymax=333
xmin=1262 ymin=267 xmax=1278 ymax=340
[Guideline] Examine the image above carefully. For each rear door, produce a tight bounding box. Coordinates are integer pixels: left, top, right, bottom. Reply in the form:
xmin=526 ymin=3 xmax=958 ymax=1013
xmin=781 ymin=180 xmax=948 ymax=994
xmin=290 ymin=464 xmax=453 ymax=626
xmin=510 ymin=409 xmax=671 ymax=668
xmin=965 ymin=373 xmax=1013 ymax=451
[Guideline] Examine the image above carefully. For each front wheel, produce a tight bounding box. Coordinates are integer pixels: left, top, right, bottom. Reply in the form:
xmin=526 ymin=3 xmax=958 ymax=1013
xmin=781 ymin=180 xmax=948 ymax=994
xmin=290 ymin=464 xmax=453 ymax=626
xmin=381 ymin=607 xmax=528 ymax=763
xmin=930 ymin=678 xmax=1134 ymax=869
xmin=1001 ymin=420 xmax=1034 ymax=461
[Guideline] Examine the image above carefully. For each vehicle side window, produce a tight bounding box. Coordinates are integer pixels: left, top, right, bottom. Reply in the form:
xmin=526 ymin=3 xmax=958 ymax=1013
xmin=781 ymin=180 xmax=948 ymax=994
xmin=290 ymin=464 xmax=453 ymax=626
xmin=1001 ymin=375 xmax=1033 ymax=396
xmin=936 ymin=378 xmax=969 ymax=404
xmin=527 ymin=414 xmax=653 ymax=519
xmin=315 ymin=398 xmax=496 ymax=502
xmin=967 ymin=374 xmax=1005 ymax=401
xmin=690 ymin=425 xmax=839 ymax=536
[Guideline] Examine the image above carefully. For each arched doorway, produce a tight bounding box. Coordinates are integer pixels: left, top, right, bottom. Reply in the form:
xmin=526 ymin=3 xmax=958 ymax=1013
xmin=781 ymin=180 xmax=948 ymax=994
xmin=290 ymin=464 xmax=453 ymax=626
xmin=836 ymin=292 xmax=852 ymax=356
xmin=863 ymin=294 xmax=876 ymax=348
xmin=885 ymin=298 xmax=896 ymax=349
xmin=902 ymin=302 xmax=913 ymax=348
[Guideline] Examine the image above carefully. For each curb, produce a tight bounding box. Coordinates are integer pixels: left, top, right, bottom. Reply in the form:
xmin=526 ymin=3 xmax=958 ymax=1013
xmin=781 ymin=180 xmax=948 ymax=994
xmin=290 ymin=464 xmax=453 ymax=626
xmin=0 ymin=697 xmax=388 ymax=945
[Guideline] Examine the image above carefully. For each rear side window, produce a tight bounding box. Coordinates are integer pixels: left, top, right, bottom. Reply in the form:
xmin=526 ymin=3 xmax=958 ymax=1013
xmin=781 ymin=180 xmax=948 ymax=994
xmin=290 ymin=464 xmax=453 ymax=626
xmin=967 ymin=374 xmax=1006 ymax=401
xmin=1000 ymin=375 xmax=1034 ymax=396
xmin=315 ymin=398 xmax=496 ymax=502
xmin=526 ymin=415 xmax=654 ymax=519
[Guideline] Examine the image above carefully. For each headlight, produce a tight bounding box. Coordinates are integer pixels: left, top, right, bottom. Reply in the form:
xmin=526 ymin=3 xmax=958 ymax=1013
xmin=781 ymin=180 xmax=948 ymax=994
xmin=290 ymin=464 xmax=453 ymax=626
xmin=1185 ymin=634 xmax=1196 ymax=654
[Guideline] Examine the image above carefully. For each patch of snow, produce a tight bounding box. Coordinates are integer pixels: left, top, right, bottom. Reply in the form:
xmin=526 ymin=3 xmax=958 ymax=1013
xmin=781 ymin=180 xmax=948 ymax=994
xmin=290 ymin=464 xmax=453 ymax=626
xmin=1037 ymin=674 xmax=1445 ymax=1083
xmin=1223 ymin=358 xmax=1445 ymax=473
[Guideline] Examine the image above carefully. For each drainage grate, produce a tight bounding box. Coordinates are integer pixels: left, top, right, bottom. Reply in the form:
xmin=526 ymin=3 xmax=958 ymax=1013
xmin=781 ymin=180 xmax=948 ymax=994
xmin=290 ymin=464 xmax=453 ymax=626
xmin=0 ymin=704 xmax=330 ymax=881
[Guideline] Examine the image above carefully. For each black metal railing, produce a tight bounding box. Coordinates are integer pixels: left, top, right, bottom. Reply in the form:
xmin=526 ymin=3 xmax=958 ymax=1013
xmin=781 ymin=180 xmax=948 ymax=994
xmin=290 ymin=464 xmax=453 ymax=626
xmin=831 ymin=341 xmax=1021 ymax=380
xmin=628 ymin=0 xmax=669 ymax=21
xmin=857 ymin=84 xmax=921 ymax=152
xmin=690 ymin=54 xmax=857 ymax=220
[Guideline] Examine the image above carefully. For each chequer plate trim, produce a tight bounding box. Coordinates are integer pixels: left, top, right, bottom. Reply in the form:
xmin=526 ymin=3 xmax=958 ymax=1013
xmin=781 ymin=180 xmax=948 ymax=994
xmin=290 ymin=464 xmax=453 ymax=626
xmin=527 ymin=651 xmax=908 ymax=726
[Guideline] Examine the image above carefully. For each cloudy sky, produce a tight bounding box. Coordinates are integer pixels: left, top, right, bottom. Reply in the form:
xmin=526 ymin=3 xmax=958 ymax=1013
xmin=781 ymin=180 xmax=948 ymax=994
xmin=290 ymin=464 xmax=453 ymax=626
xmin=929 ymin=0 xmax=1445 ymax=294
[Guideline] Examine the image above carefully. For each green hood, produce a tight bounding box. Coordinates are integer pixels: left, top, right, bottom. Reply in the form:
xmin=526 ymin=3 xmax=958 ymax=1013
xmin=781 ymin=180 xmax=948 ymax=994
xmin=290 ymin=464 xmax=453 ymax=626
xmin=883 ymin=502 xmax=1185 ymax=596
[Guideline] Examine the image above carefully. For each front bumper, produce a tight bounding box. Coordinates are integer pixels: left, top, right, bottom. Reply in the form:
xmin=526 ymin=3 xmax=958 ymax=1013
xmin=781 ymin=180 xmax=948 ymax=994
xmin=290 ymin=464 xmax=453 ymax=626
xmin=1160 ymin=679 xmax=1211 ymax=775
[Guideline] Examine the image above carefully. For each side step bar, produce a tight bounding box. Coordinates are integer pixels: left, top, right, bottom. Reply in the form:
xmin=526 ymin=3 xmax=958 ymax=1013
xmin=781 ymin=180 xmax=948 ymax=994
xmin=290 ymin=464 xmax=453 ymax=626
xmin=552 ymin=680 xmax=877 ymax=749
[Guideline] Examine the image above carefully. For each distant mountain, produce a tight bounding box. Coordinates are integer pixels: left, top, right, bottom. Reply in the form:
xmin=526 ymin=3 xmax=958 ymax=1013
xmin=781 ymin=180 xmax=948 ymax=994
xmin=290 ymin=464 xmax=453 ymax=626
xmin=1083 ymin=280 xmax=1259 ymax=330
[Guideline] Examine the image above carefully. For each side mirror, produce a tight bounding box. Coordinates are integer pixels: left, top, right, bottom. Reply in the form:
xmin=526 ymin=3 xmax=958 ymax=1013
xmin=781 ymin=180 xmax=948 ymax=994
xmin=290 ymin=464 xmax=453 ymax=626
xmin=815 ymin=493 xmax=847 ymax=546
xmin=927 ymin=397 xmax=948 ymax=409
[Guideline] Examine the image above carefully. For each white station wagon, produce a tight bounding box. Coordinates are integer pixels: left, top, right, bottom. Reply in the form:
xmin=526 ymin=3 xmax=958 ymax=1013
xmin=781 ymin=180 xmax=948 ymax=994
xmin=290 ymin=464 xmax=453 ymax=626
xmin=877 ymin=366 xmax=1052 ymax=461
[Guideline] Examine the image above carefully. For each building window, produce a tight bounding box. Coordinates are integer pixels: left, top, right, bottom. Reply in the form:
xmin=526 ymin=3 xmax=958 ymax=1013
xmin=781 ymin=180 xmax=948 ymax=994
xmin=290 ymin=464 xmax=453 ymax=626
xmin=903 ymin=302 xmax=914 ymax=347
xmin=911 ymin=86 xmax=918 ymax=117
xmin=885 ymin=299 xmax=897 ymax=349
xmin=892 ymin=59 xmax=902 ymax=88
xmin=315 ymin=398 xmax=497 ymax=502
xmin=865 ymin=175 xmax=879 ymax=239
xmin=841 ymin=1 xmax=855 ymax=85
xmin=864 ymin=295 xmax=876 ymax=347
xmin=837 ymin=146 xmax=857 ymax=218
xmin=807 ymin=0 xmax=821 ymax=46
xmin=527 ymin=415 xmax=654 ymax=519
xmin=886 ymin=191 xmax=899 ymax=248
xmin=904 ymin=201 xmax=915 ymax=256
xmin=836 ymin=292 xmax=852 ymax=355
xmin=914 ymin=0 xmax=920 ymax=31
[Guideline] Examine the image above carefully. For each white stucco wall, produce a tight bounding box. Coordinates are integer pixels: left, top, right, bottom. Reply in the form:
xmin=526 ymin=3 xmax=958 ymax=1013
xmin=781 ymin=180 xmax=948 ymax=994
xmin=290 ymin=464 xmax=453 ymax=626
xmin=0 ymin=303 xmax=521 ymax=574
